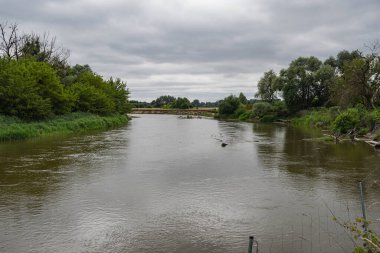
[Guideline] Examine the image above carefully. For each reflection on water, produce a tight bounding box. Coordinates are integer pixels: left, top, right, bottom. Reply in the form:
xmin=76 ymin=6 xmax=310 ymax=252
xmin=0 ymin=115 xmax=379 ymax=252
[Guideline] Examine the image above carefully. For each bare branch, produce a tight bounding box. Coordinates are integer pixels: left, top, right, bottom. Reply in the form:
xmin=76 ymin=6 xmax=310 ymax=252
xmin=0 ymin=22 xmax=20 ymax=59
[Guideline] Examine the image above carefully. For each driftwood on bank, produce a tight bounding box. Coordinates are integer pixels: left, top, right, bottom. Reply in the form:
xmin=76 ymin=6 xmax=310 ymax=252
xmin=364 ymin=140 xmax=380 ymax=148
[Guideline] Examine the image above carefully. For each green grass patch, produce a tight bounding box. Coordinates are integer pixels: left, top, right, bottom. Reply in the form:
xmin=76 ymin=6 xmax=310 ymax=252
xmin=0 ymin=112 xmax=129 ymax=142
xmin=291 ymin=107 xmax=338 ymax=128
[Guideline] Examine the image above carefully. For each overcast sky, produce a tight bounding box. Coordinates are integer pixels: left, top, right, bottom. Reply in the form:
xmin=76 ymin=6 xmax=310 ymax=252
xmin=1 ymin=0 xmax=379 ymax=101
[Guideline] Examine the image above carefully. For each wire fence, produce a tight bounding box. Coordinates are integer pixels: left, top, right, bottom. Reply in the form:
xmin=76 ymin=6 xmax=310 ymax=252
xmin=246 ymin=194 xmax=380 ymax=252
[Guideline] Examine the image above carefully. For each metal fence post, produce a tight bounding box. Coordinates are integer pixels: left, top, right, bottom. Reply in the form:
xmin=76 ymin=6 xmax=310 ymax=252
xmin=359 ymin=182 xmax=367 ymax=231
xmin=248 ymin=236 xmax=254 ymax=253
xmin=359 ymin=181 xmax=369 ymax=251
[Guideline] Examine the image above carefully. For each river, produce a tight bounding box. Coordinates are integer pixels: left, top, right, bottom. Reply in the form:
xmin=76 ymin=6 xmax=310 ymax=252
xmin=0 ymin=114 xmax=379 ymax=252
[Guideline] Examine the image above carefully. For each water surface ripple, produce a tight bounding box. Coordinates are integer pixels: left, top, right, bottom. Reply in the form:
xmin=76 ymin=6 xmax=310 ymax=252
xmin=1 ymin=115 xmax=379 ymax=252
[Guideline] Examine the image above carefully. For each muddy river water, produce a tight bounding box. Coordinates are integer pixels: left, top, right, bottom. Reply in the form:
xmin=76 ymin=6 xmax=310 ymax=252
xmin=1 ymin=114 xmax=379 ymax=252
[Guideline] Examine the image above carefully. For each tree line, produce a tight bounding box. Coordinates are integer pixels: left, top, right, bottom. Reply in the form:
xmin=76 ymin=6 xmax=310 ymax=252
xmin=214 ymin=42 xmax=380 ymax=137
xmin=216 ymin=43 xmax=380 ymax=119
xmin=131 ymin=95 xmax=221 ymax=109
xmin=255 ymin=43 xmax=380 ymax=112
xmin=0 ymin=22 xmax=130 ymax=120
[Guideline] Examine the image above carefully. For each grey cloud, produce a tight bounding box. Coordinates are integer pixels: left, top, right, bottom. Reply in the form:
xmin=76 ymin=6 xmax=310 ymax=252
xmin=1 ymin=0 xmax=379 ymax=101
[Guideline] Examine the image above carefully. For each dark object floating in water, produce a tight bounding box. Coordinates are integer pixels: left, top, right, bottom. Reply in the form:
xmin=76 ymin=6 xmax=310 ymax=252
xmin=221 ymin=143 xmax=228 ymax=147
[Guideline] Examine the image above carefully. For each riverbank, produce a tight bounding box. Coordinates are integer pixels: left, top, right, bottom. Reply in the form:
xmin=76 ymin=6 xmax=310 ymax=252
xmin=0 ymin=112 xmax=129 ymax=142
xmin=217 ymin=105 xmax=380 ymax=145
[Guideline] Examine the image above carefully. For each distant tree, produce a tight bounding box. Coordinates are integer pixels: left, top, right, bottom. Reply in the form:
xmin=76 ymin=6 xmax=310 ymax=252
xmin=238 ymin=92 xmax=248 ymax=104
xmin=130 ymin=100 xmax=152 ymax=108
xmin=191 ymin=99 xmax=200 ymax=108
xmin=255 ymin=70 xmax=278 ymax=102
xmin=172 ymin=97 xmax=192 ymax=109
xmin=218 ymin=95 xmax=240 ymax=115
xmin=151 ymin=95 xmax=176 ymax=108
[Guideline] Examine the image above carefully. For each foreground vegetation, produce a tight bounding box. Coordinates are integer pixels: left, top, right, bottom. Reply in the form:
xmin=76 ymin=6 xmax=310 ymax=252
xmin=0 ymin=22 xmax=131 ymax=142
xmin=0 ymin=113 xmax=128 ymax=142
xmin=0 ymin=22 xmax=131 ymax=121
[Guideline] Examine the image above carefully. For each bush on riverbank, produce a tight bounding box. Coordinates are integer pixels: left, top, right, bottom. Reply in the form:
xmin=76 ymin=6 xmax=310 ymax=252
xmin=0 ymin=23 xmax=131 ymax=121
xmin=0 ymin=113 xmax=129 ymax=142
xmin=216 ymin=97 xmax=288 ymax=123
xmin=292 ymin=106 xmax=380 ymax=136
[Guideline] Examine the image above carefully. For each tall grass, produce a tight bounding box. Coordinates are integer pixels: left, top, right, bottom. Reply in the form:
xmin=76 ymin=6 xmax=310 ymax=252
xmin=0 ymin=112 xmax=129 ymax=142
xmin=291 ymin=107 xmax=380 ymax=136
xmin=291 ymin=107 xmax=339 ymax=128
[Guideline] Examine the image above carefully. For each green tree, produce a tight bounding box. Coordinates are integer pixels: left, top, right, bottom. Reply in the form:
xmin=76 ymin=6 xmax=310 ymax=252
xmin=238 ymin=92 xmax=248 ymax=104
xmin=218 ymin=95 xmax=240 ymax=115
xmin=172 ymin=97 xmax=192 ymax=109
xmin=106 ymin=77 xmax=131 ymax=113
xmin=314 ymin=64 xmax=335 ymax=106
xmin=61 ymin=64 xmax=92 ymax=86
xmin=330 ymin=50 xmax=380 ymax=108
xmin=0 ymin=58 xmax=72 ymax=119
xmin=325 ymin=50 xmax=362 ymax=74
xmin=151 ymin=95 xmax=176 ymax=108
xmin=279 ymin=56 xmax=333 ymax=112
xmin=68 ymin=83 xmax=115 ymax=115
xmin=252 ymin=102 xmax=273 ymax=118
xmin=332 ymin=108 xmax=361 ymax=135
xmin=192 ymin=99 xmax=200 ymax=108
xmin=255 ymin=70 xmax=278 ymax=102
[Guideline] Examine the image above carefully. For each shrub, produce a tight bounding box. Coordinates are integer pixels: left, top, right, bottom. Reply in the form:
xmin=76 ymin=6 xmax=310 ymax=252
xmin=261 ymin=114 xmax=276 ymax=122
xmin=69 ymin=83 xmax=115 ymax=115
xmin=238 ymin=111 xmax=253 ymax=121
xmin=218 ymin=95 xmax=240 ymax=115
xmin=252 ymin=102 xmax=273 ymax=118
xmin=332 ymin=108 xmax=360 ymax=134
xmin=234 ymin=106 xmax=247 ymax=117
xmin=171 ymin=97 xmax=192 ymax=109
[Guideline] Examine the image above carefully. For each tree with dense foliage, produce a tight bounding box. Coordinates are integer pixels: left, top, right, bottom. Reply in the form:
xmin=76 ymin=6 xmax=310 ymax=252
xmin=324 ymin=49 xmax=362 ymax=74
xmin=218 ymin=95 xmax=240 ymax=115
xmin=255 ymin=70 xmax=278 ymax=102
xmin=0 ymin=58 xmax=73 ymax=119
xmin=130 ymin=100 xmax=153 ymax=108
xmin=0 ymin=23 xmax=130 ymax=120
xmin=328 ymin=48 xmax=380 ymax=108
xmin=238 ymin=92 xmax=248 ymax=104
xmin=171 ymin=97 xmax=192 ymax=109
xmin=278 ymin=56 xmax=334 ymax=112
xmin=151 ymin=95 xmax=176 ymax=108
xmin=191 ymin=99 xmax=200 ymax=108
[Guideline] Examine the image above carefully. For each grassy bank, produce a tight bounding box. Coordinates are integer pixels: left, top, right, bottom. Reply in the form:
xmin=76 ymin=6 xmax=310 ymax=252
xmin=0 ymin=112 xmax=129 ymax=142
xmin=216 ymin=97 xmax=380 ymax=141
xmin=291 ymin=106 xmax=380 ymax=139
